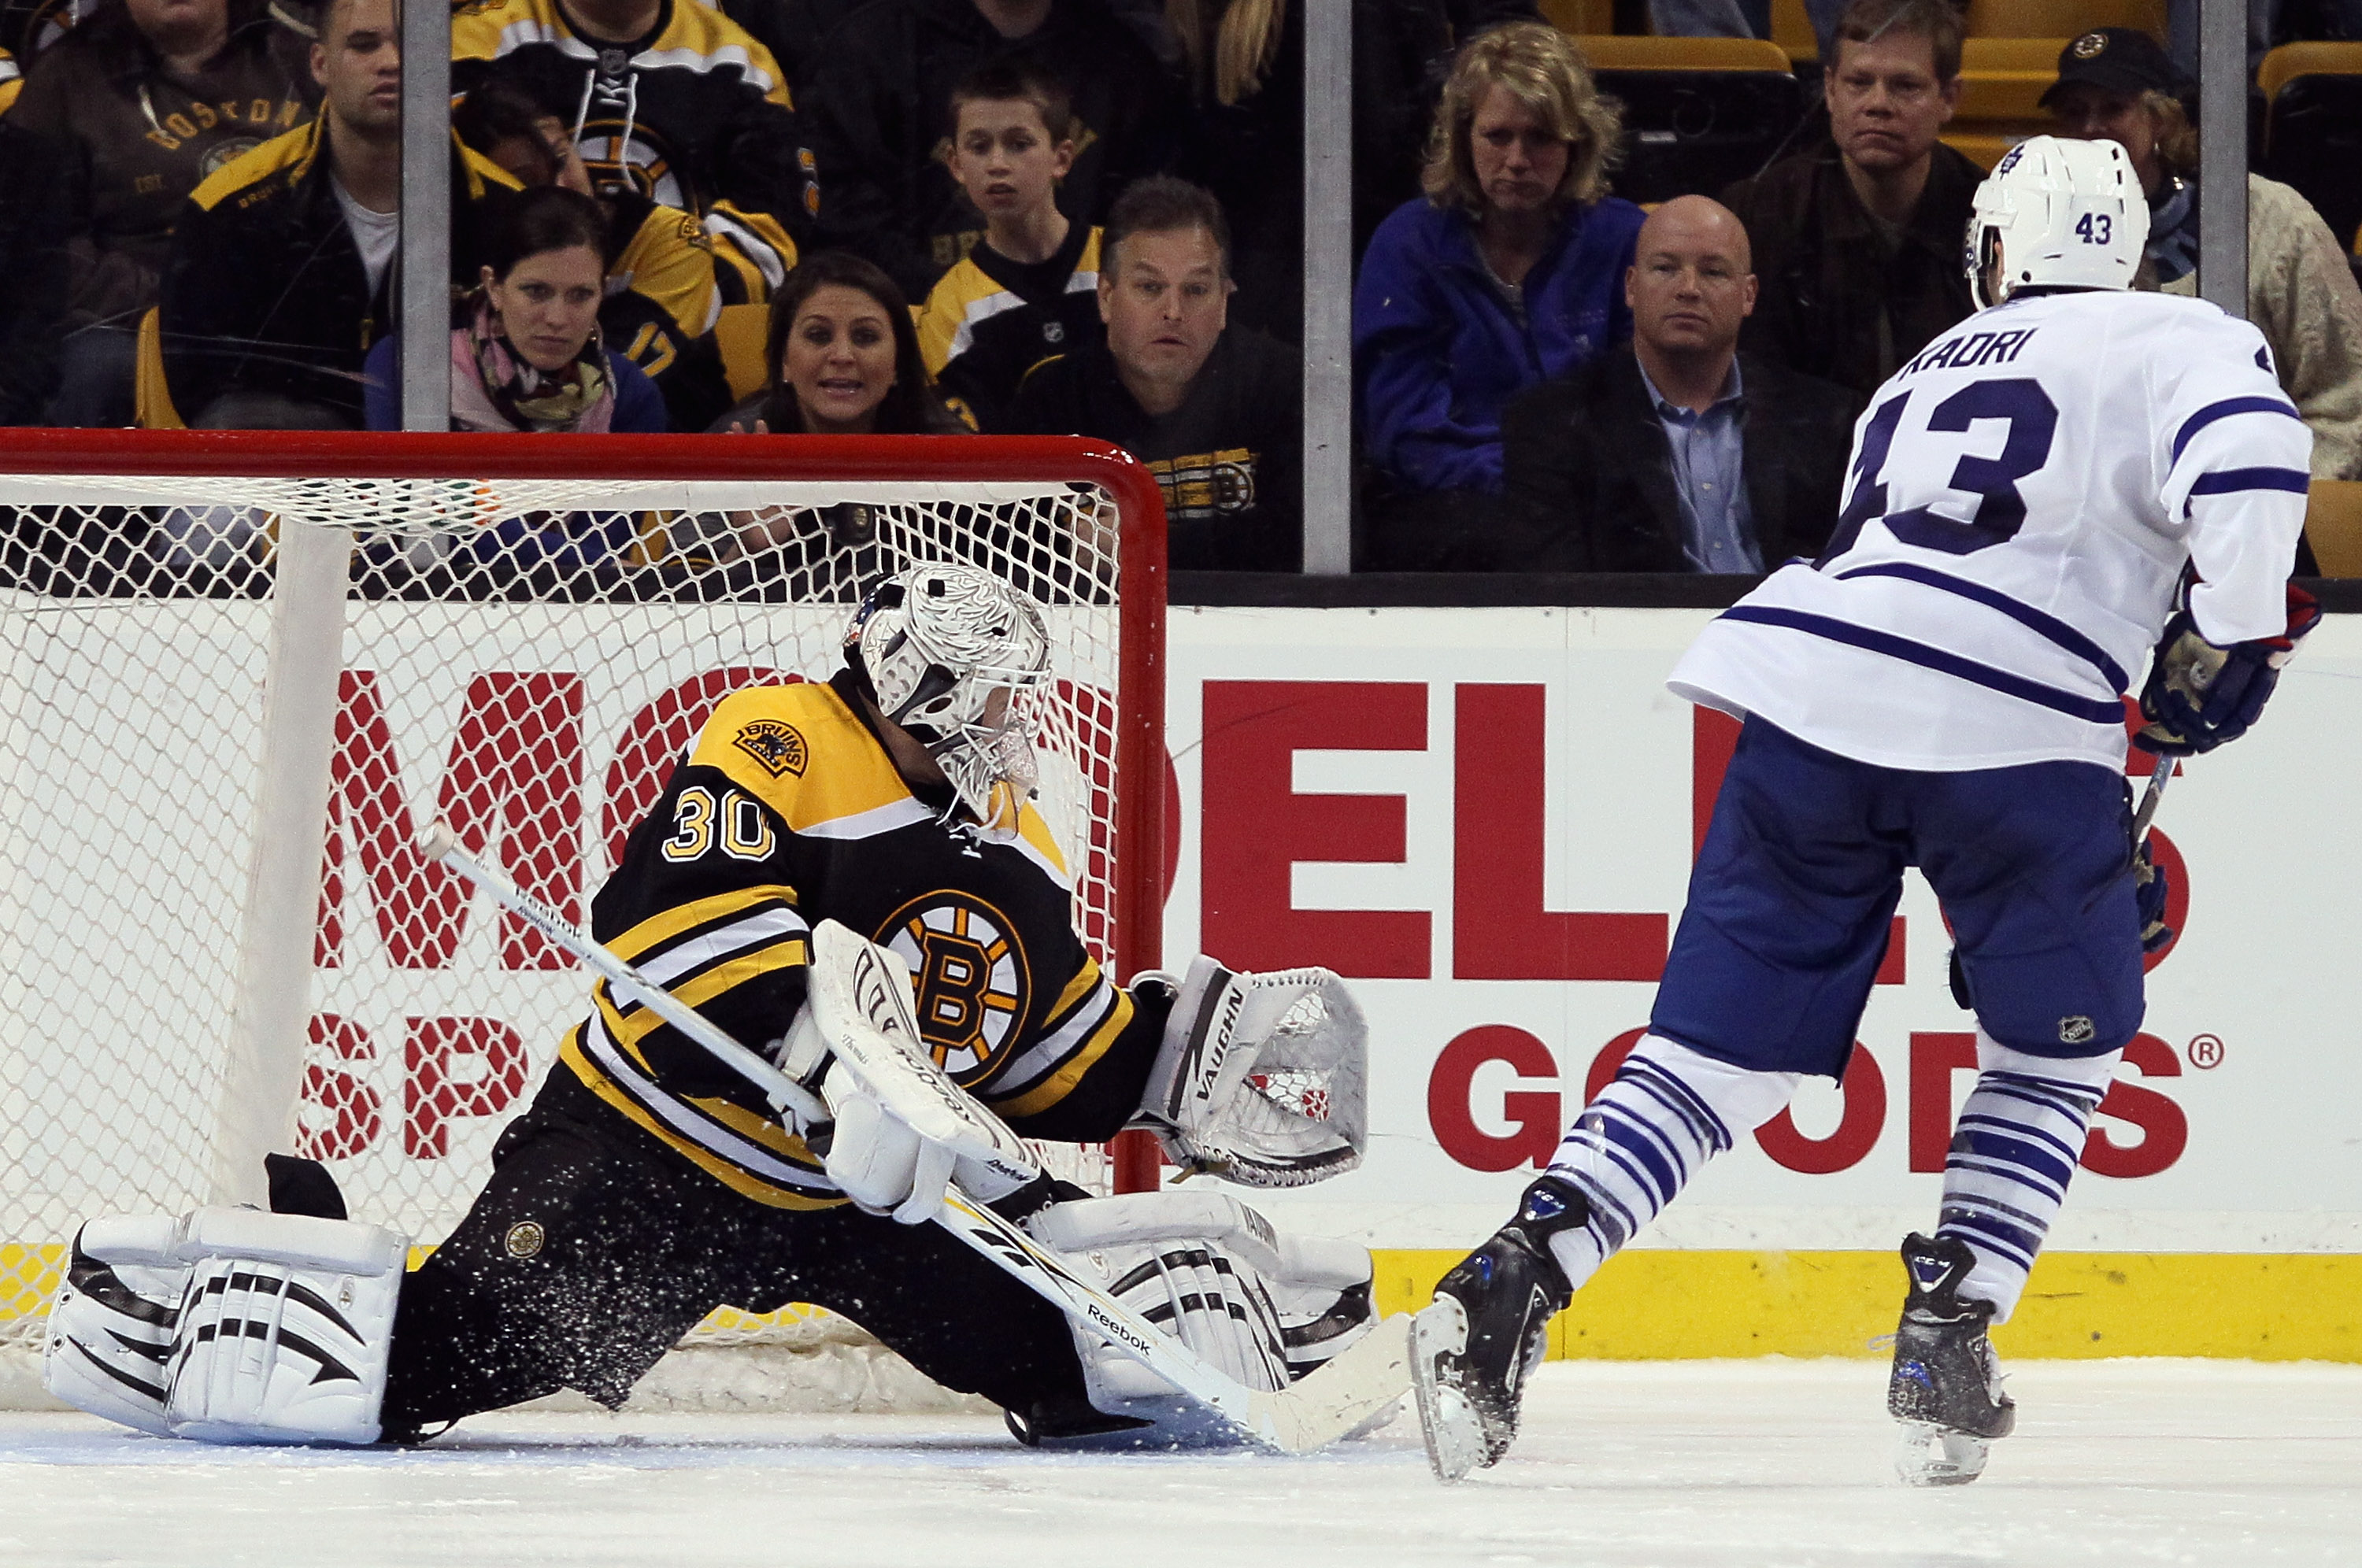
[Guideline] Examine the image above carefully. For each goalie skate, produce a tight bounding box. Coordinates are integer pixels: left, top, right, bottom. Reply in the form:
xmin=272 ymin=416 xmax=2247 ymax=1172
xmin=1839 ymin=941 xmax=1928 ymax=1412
xmin=1889 ymin=1233 xmax=2015 ymax=1486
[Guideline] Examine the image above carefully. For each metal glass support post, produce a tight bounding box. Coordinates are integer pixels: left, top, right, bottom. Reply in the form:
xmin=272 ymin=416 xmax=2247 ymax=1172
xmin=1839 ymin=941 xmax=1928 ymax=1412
xmin=1301 ymin=0 xmax=1353 ymax=574
xmin=398 ymin=0 xmax=453 ymax=429
xmin=2196 ymin=0 xmax=2247 ymax=318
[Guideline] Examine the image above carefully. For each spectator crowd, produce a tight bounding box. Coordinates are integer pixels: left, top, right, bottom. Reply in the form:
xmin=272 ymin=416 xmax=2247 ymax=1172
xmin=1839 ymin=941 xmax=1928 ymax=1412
xmin=0 ymin=0 xmax=2356 ymax=575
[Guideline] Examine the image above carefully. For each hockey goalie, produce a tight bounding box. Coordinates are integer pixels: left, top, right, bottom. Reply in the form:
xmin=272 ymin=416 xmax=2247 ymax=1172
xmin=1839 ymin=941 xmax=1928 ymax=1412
xmin=43 ymin=561 xmax=1375 ymax=1448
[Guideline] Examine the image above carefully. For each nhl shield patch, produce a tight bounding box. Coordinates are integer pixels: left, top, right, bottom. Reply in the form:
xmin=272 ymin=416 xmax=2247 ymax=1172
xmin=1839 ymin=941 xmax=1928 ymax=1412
xmin=733 ymin=719 xmax=808 ymax=778
xmin=2057 ymin=1015 xmax=2096 ymax=1045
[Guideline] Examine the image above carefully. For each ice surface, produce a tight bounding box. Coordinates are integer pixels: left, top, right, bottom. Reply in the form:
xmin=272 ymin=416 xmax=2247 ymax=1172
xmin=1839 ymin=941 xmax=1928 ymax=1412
xmin=5 ymin=1359 xmax=2357 ymax=1567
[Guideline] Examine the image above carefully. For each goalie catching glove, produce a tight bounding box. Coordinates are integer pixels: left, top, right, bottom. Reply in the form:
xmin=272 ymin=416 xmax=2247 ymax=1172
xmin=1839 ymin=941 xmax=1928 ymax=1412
xmin=1131 ymin=956 xmax=1368 ymax=1187
xmin=2137 ymin=582 xmax=2320 ymax=756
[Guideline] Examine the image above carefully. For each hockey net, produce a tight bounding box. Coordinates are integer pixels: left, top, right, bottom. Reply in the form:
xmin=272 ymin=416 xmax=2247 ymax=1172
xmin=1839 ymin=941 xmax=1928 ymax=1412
xmin=0 ymin=431 xmax=1165 ymax=1412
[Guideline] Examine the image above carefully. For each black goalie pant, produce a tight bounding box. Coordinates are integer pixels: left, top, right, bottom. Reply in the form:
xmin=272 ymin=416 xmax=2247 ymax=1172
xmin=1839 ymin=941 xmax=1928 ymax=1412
xmin=381 ymin=1076 xmax=1094 ymax=1438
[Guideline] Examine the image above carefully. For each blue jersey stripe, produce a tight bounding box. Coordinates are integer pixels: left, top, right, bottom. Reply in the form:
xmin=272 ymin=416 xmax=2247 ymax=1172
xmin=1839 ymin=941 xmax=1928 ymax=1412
xmin=1834 ymin=561 xmax=2131 ymax=693
xmin=2188 ymin=467 xmax=2311 ymax=497
xmin=2171 ymin=396 xmax=2301 ymax=462
xmin=1719 ymin=606 xmax=2127 ymax=726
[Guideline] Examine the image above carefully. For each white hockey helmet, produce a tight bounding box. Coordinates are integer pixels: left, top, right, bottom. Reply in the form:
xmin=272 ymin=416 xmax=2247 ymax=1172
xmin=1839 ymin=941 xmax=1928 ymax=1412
xmin=844 ymin=561 xmax=1052 ymax=841
xmin=1964 ymin=134 xmax=2146 ymax=309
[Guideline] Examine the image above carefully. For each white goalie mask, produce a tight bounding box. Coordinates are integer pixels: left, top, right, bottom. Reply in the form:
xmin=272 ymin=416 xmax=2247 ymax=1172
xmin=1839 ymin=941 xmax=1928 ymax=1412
xmin=845 ymin=562 xmax=1052 ymax=841
xmin=1964 ymin=134 xmax=2146 ymax=309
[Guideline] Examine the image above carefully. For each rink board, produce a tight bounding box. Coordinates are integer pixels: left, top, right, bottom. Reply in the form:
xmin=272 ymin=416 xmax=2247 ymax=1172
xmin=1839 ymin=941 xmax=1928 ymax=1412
xmin=7 ymin=602 xmax=2360 ymax=1359
xmin=1160 ymin=605 xmax=2362 ymax=1359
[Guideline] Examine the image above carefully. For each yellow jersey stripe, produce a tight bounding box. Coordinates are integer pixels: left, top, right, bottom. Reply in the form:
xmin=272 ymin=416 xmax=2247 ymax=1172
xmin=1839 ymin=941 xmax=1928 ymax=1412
xmin=1042 ymin=956 xmax=1104 ymax=1030
xmin=608 ymin=883 xmax=798 ymax=962
xmin=596 ymin=937 xmax=809 ymax=1052
xmin=558 ymin=1030 xmax=843 ymax=1209
xmin=992 ymin=987 xmax=1135 ymax=1120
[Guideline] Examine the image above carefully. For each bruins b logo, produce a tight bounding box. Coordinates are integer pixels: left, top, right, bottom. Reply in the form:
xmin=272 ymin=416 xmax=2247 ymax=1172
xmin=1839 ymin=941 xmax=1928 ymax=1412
xmin=879 ymin=892 xmax=1031 ymax=1083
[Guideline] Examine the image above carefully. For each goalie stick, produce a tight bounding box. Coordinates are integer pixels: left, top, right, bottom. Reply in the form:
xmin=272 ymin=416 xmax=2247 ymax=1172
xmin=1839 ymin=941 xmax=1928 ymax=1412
xmin=419 ymin=821 xmax=1424 ymax=1454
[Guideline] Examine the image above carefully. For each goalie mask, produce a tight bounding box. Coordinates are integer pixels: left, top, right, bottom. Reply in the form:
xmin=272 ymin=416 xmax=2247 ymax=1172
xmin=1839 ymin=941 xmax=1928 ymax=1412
xmin=845 ymin=563 xmax=1052 ymax=841
xmin=1964 ymin=134 xmax=2145 ymax=309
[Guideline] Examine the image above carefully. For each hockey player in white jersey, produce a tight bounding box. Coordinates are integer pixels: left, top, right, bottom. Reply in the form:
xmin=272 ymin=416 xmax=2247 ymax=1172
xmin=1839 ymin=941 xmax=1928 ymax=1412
xmin=1412 ymin=136 xmax=2318 ymax=1485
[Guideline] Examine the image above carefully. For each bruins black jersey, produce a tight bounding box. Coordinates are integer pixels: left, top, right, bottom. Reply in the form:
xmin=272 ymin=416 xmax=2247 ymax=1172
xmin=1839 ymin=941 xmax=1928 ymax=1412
xmin=452 ymin=0 xmax=806 ymax=303
xmin=559 ymin=671 xmax=1157 ymax=1207
xmin=915 ymin=225 xmax=1103 ymax=434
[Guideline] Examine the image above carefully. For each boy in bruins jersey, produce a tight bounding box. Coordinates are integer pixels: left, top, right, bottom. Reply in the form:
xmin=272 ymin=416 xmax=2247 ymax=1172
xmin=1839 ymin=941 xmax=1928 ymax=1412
xmin=915 ymin=57 xmax=1105 ymax=433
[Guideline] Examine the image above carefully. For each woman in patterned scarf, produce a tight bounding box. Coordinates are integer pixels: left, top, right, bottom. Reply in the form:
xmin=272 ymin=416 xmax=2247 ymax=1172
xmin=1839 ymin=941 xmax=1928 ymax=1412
xmin=362 ymin=183 xmax=669 ymax=433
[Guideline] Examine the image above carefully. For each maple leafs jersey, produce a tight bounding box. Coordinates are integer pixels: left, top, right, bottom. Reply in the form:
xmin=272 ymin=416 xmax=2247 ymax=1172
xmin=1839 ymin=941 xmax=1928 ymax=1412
xmin=1670 ymin=290 xmax=2312 ymax=772
xmin=556 ymin=671 xmax=1157 ymax=1208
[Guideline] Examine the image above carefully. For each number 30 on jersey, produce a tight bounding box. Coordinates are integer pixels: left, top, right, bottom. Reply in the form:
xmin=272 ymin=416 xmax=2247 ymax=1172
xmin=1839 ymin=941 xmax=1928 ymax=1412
xmin=662 ymin=786 xmax=777 ymax=863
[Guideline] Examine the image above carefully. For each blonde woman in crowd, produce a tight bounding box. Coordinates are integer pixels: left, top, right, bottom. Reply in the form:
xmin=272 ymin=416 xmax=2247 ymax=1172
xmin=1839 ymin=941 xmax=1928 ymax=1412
xmin=1353 ymin=20 xmax=1641 ymax=569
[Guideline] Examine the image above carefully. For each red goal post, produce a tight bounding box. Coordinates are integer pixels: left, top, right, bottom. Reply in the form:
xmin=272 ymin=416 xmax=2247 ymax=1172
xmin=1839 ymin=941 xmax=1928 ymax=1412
xmin=0 ymin=430 xmax=1168 ymax=1372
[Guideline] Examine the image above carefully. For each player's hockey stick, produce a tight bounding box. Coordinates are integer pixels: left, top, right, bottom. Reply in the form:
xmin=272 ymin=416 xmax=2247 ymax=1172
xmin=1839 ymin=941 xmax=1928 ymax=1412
xmin=419 ymin=822 xmax=1420 ymax=1454
xmin=2130 ymin=751 xmax=2174 ymax=852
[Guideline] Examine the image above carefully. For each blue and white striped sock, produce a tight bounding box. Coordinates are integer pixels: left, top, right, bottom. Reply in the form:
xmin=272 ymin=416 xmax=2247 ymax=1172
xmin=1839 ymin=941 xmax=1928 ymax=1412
xmin=1936 ymin=1034 xmax=2121 ymax=1323
xmin=1541 ymin=1035 xmax=1801 ymax=1291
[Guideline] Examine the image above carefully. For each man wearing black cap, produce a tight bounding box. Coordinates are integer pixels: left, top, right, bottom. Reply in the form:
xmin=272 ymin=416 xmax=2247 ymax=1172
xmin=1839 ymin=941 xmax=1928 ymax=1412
xmin=2047 ymin=25 xmax=2362 ymax=480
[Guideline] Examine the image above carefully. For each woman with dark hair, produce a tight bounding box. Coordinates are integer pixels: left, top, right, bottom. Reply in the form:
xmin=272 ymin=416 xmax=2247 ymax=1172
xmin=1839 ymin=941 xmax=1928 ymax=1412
xmin=688 ymin=251 xmax=964 ymax=573
xmin=714 ymin=250 xmax=964 ymax=436
xmin=362 ymin=183 xmax=668 ymax=433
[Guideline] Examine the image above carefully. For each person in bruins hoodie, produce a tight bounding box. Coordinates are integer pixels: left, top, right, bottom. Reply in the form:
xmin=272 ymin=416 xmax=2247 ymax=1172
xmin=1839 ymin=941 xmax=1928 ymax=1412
xmin=13 ymin=0 xmax=314 ymax=425
xmin=451 ymin=0 xmax=806 ymax=305
xmin=157 ymin=0 xmax=511 ymax=427
xmin=799 ymin=0 xmax=1178 ymax=304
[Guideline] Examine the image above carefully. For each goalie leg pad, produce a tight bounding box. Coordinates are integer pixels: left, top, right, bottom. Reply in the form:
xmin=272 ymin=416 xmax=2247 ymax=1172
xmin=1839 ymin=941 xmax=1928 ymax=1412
xmin=1031 ymin=1192 xmax=1379 ymax=1445
xmin=41 ymin=1216 xmax=189 ymax=1437
xmin=161 ymin=1208 xmax=406 ymax=1446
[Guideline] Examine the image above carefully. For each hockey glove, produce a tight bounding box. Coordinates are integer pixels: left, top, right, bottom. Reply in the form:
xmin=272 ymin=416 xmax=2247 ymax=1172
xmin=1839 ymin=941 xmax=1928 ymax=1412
xmin=2136 ymin=583 xmax=2320 ymax=756
xmin=1131 ymin=956 xmax=1368 ymax=1188
xmin=800 ymin=921 xmax=1040 ymax=1224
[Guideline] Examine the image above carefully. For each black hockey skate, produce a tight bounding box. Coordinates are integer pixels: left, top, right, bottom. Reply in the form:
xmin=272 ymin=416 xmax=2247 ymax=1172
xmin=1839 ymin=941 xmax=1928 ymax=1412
xmin=1412 ymin=1176 xmax=1584 ymax=1481
xmin=1889 ymin=1232 xmax=2016 ymax=1486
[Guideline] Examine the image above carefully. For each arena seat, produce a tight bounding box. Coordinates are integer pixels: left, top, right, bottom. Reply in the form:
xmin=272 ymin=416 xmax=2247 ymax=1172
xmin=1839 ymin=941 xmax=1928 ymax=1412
xmin=1955 ymin=36 xmax=2064 ymax=120
xmin=715 ymin=302 xmax=770 ymax=402
xmin=1939 ymin=129 xmax=2027 ymax=169
xmin=2305 ymin=479 xmax=2362 ymax=578
xmin=1942 ymin=38 xmax=2060 ymax=171
xmin=1571 ymin=35 xmax=1805 ymax=204
xmin=1538 ymin=0 xmax=1614 ymax=36
xmin=1575 ymin=35 xmax=1794 ymax=71
xmin=2257 ymin=43 xmax=2362 ymax=254
xmin=1772 ymin=0 xmax=1816 ymax=65
xmin=1963 ymin=0 xmax=2164 ymax=38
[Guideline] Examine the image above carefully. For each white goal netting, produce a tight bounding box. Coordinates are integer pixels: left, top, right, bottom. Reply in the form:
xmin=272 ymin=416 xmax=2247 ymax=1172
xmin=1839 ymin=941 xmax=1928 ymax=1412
xmin=0 ymin=455 xmax=1154 ymax=1411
